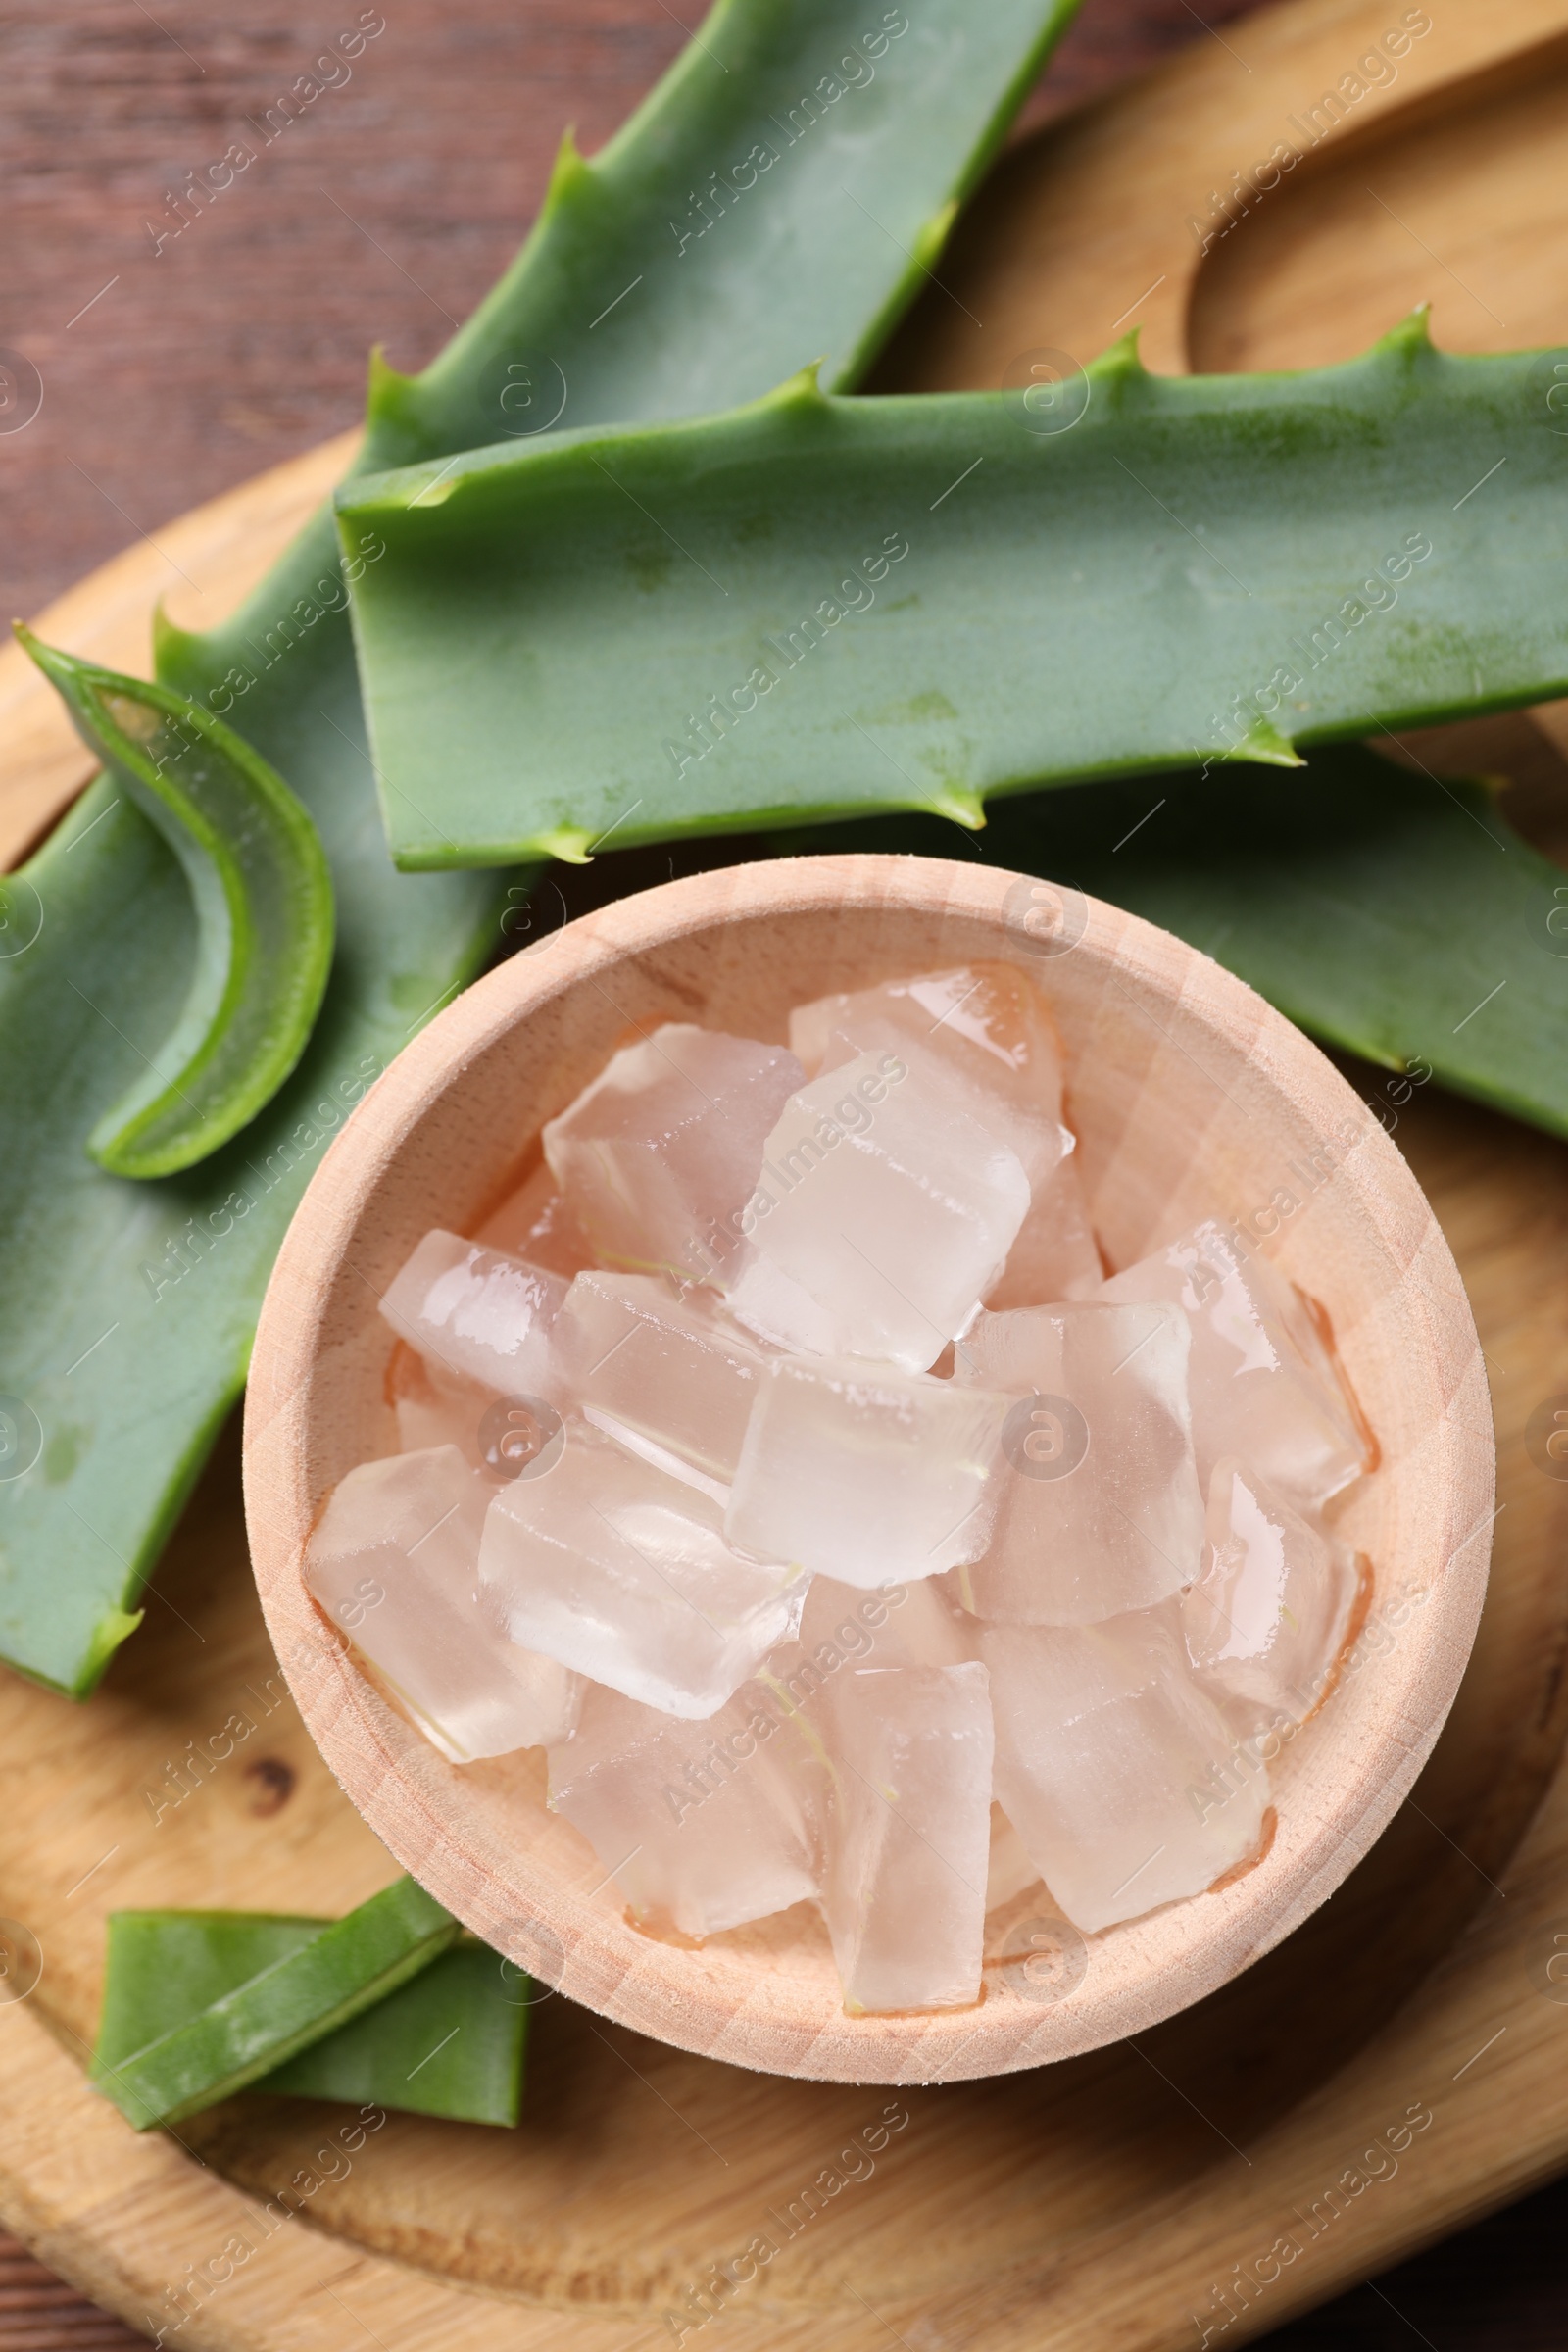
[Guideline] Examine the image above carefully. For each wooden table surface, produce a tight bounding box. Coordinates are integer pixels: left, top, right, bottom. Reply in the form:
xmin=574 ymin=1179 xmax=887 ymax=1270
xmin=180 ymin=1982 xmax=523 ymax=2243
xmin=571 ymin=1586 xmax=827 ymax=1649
xmin=3 ymin=2 xmax=1565 ymax=2345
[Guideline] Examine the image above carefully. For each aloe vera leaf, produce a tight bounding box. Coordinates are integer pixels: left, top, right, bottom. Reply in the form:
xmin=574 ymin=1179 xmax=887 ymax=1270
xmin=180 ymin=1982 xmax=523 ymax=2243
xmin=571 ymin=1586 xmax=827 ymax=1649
xmin=335 ymin=323 xmax=1568 ymax=869
xmin=13 ymin=633 xmax=334 ymax=1182
xmin=995 ymin=746 xmax=1568 ymax=1141
xmin=89 ymin=1877 xmax=459 ymax=2130
xmin=0 ymin=760 xmax=496 ymax=1696
xmin=368 ymin=0 xmax=1086 ymax=461
xmin=94 ymin=1913 xmax=525 ymax=2128
xmin=260 ymin=1938 xmax=526 ymax=2126
xmin=0 ymin=0 xmax=1080 ymax=1701
xmin=769 ymin=740 xmax=1568 ymax=1141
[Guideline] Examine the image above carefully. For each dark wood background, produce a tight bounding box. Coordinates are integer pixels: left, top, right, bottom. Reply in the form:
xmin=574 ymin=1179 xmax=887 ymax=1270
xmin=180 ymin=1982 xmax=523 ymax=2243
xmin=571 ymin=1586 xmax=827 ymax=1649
xmin=2 ymin=1 xmax=1565 ymax=2344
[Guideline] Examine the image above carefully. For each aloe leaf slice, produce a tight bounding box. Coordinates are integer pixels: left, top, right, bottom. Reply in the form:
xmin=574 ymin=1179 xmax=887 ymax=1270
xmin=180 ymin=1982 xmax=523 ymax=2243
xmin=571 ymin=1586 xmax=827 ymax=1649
xmin=772 ymin=740 xmax=1568 ymax=1141
xmin=13 ymin=632 xmax=334 ymax=1181
xmin=89 ymin=1877 xmax=460 ymax=2130
xmin=6 ymin=0 xmax=1080 ymax=1696
xmin=259 ymin=1937 xmax=526 ymax=2126
xmin=335 ymin=323 xmax=1568 ymax=868
xmin=94 ymin=1913 xmax=526 ymax=2128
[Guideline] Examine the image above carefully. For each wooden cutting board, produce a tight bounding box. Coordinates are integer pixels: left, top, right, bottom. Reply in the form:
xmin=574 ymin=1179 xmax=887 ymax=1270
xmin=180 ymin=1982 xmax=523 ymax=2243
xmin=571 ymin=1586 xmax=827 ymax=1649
xmin=5 ymin=0 xmax=1568 ymax=2345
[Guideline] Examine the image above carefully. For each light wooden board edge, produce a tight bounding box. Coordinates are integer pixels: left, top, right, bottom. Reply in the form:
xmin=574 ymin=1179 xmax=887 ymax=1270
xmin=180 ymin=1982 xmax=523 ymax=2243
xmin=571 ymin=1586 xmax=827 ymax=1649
xmin=0 ymin=429 xmax=356 ymax=871
xmin=3 ymin=0 xmax=1568 ymax=2339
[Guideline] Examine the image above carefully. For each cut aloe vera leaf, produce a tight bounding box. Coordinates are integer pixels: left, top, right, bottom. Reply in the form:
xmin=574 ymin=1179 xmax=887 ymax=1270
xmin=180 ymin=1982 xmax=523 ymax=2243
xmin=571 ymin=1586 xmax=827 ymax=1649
xmin=261 ymin=1938 xmax=526 ymax=2126
xmin=991 ymin=745 xmax=1568 ymax=1143
xmin=336 ymin=323 xmax=1568 ymax=869
xmin=0 ymin=0 xmax=1081 ymax=1700
xmin=94 ymin=1913 xmax=526 ymax=2129
xmin=89 ymin=1877 xmax=459 ymax=2131
xmin=0 ymin=761 xmax=497 ymax=1696
xmin=369 ymin=0 xmax=1085 ymax=461
xmin=13 ymin=632 xmax=334 ymax=1181
xmin=769 ymin=739 xmax=1568 ymax=1142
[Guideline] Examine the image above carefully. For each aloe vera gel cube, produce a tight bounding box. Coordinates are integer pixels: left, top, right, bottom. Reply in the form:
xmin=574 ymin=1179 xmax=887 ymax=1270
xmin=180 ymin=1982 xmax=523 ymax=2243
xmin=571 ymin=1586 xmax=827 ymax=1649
xmin=955 ymin=1301 xmax=1205 ymax=1624
xmin=982 ymin=1609 xmax=1266 ymax=1933
xmin=726 ymin=1047 xmax=1031 ymax=1370
xmin=547 ymin=1679 xmax=819 ymax=1939
xmin=726 ymin=1354 xmax=1011 ymax=1586
xmin=379 ymin=1228 xmax=567 ymax=1395
xmin=542 ymin=1023 xmax=804 ymax=1280
xmin=823 ymin=1663 xmax=994 ymax=2013
xmin=1183 ymin=1457 xmax=1362 ymax=1727
xmin=1102 ymin=1220 xmax=1367 ymax=1510
xmin=478 ymin=1418 xmax=804 ymax=1718
xmin=553 ymin=1269 xmax=765 ymax=1488
xmin=304 ymin=1445 xmax=581 ymax=1761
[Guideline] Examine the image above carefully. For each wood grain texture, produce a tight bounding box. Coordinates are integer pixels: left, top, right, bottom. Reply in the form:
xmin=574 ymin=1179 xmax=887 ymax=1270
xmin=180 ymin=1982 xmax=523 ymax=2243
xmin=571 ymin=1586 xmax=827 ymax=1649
xmin=4 ymin=0 xmax=1568 ymax=2344
xmin=870 ymin=0 xmax=1568 ymax=389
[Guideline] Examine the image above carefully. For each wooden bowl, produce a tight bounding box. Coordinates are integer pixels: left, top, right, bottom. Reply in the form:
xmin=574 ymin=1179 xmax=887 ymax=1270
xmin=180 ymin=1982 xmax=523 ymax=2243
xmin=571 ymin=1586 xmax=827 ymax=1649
xmin=242 ymin=853 xmax=1491 ymax=2085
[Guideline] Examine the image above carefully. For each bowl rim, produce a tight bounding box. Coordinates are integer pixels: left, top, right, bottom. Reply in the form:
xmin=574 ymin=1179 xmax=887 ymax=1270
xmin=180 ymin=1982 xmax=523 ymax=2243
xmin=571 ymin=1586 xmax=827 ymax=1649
xmin=242 ymin=851 xmax=1493 ymax=2084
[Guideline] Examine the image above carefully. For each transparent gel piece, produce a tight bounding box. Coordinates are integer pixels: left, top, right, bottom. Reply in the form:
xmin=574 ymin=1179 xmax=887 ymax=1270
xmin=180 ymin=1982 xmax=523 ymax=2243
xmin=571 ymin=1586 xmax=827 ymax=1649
xmin=542 ymin=1023 xmax=804 ymax=1281
xmin=388 ymin=1346 xmax=493 ymax=1467
xmin=554 ymin=1270 xmax=765 ymax=1486
xmin=728 ymin=1355 xmax=1009 ymax=1587
xmin=1102 ymin=1219 xmax=1369 ymax=1510
xmin=986 ymin=1803 xmax=1043 ymax=1912
xmin=981 ymin=1606 xmax=1267 ymax=1933
xmin=987 ymin=1150 xmax=1104 ymax=1308
xmin=304 ymin=1445 xmax=581 ymax=1762
xmin=478 ymin=1418 xmax=805 ymax=1719
xmin=822 ymin=1663 xmax=994 ymax=2013
xmin=475 ymin=1159 xmax=596 ymax=1277
xmin=956 ymin=1301 xmax=1204 ymax=1624
xmin=752 ymin=1582 xmax=976 ymax=1854
xmin=795 ymin=1573 xmax=975 ymax=1673
xmin=547 ymin=1678 xmax=819 ymax=1939
xmin=726 ymin=1048 xmax=1031 ymax=1371
xmin=1183 ymin=1456 xmax=1362 ymax=1728
xmin=792 ymin=964 xmax=1097 ymax=1308
xmin=379 ymin=1227 xmax=567 ymax=1395
xmin=790 ymin=961 xmax=1067 ymax=1150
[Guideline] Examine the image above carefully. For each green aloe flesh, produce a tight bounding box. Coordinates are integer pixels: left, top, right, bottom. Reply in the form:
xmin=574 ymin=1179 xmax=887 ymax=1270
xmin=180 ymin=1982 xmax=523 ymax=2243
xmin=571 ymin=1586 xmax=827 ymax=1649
xmin=4 ymin=0 xmax=1081 ymax=1697
xmin=89 ymin=1877 xmax=459 ymax=2130
xmin=94 ymin=1912 xmax=526 ymax=2129
xmin=771 ymin=741 xmax=1568 ymax=1140
xmin=14 ymin=633 xmax=334 ymax=1181
xmin=335 ymin=324 xmax=1568 ymax=869
xmin=261 ymin=1938 xmax=526 ymax=2125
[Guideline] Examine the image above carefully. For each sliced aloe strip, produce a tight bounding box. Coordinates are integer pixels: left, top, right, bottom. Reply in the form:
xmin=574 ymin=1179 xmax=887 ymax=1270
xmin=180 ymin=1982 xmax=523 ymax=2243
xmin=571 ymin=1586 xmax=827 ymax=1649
xmin=771 ymin=740 xmax=1568 ymax=1141
xmin=335 ymin=322 xmax=1568 ymax=868
xmin=89 ymin=1877 xmax=459 ymax=2131
xmin=5 ymin=0 xmax=1080 ymax=1696
xmin=94 ymin=1912 xmax=526 ymax=2128
xmin=260 ymin=1937 xmax=527 ymax=2125
xmin=14 ymin=631 xmax=333 ymax=1181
